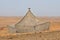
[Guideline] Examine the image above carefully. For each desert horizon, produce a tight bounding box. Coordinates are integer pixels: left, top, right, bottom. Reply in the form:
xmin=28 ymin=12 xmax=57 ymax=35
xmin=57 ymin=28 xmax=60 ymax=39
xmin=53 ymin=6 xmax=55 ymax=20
xmin=0 ymin=16 xmax=60 ymax=32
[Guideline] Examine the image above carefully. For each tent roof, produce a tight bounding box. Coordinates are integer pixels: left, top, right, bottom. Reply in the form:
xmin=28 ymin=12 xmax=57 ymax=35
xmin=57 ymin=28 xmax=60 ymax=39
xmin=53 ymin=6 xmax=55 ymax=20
xmin=15 ymin=8 xmax=48 ymax=26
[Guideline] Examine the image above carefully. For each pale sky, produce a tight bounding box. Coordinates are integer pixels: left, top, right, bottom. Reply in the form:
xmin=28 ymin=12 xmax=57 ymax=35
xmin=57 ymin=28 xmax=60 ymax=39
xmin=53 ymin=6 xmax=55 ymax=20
xmin=0 ymin=0 xmax=60 ymax=16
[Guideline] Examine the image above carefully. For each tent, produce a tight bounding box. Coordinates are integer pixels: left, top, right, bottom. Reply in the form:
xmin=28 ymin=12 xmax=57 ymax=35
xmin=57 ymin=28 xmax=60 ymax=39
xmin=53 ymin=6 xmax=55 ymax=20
xmin=15 ymin=8 xmax=50 ymax=33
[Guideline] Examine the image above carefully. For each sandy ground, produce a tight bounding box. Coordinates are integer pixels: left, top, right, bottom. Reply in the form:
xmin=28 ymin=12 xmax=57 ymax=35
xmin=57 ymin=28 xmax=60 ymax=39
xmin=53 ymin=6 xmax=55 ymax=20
xmin=0 ymin=16 xmax=60 ymax=40
xmin=0 ymin=31 xmax=60 ymax=40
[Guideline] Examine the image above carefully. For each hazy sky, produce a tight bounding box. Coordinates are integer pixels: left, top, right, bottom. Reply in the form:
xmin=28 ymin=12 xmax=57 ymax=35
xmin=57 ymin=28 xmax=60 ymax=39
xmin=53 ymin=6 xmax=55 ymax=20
xmin=0 ymin=0 xmax=60 ymax=16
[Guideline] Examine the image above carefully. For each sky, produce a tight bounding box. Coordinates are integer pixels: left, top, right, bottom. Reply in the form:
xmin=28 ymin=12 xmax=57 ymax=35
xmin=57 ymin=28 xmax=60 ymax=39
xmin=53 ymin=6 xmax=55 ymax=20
xmin=0 ymin=0 xmax=60 ymax=16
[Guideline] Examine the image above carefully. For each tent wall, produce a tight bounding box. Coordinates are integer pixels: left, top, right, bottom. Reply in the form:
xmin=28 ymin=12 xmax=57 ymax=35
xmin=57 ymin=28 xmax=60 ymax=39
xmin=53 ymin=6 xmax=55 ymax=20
xmin=16 ymin=26 xmax=35 ymax=33
xmin=16 ymin=22 xmax=50 ymax=33
xmin=35 ymin=22 xmax=50 ymax=32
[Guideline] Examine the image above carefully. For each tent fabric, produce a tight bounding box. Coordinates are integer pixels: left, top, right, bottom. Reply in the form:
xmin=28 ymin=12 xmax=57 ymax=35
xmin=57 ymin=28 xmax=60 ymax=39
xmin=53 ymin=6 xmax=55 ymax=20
xmin=15 ymin=8 xmax=50 ymax=33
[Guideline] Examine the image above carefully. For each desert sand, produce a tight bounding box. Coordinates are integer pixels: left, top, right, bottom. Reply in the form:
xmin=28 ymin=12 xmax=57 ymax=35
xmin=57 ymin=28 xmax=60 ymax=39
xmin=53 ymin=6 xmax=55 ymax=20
xmin=0 ymin=16 xmax=60 ymax=31
xmin=0 ymin=16 xmax=60 ymax=40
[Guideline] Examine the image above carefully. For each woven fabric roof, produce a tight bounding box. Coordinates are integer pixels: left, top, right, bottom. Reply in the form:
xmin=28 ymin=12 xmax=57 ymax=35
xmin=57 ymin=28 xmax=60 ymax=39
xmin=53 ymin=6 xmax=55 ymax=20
xmin=15 ymin=8 xmax=46 ymax=26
